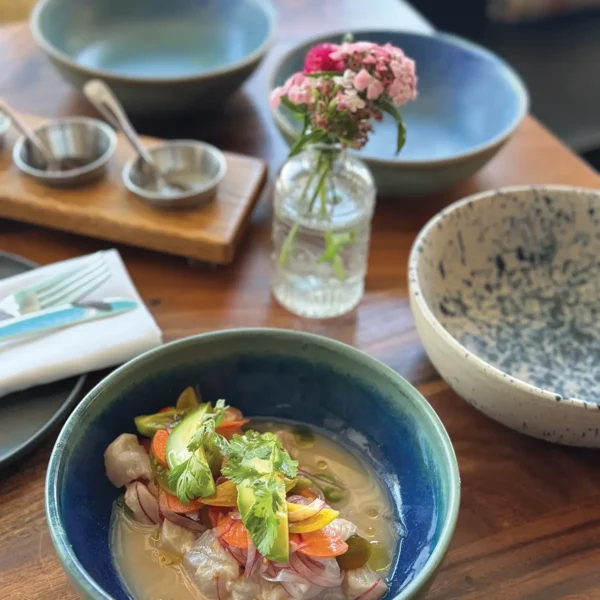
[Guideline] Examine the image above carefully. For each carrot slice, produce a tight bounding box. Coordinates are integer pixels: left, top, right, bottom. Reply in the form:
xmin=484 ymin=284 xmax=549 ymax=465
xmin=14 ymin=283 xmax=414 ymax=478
xmin=159 ymin=406 xmax=177 ymax=413
xmin=151 ymin=429 xmax=170 ymax=468
xmin=293 ymin=526 xmax=348 ymax=558
xmin=300 ymin=488 xmax=319 ymax=501
xmin=162 ymin=489 xmax=203 ymax=514
xmin=216 ymin=514 xmax=249 ymax=549
xmin=216 ymin=419 xmax=250 ymax=430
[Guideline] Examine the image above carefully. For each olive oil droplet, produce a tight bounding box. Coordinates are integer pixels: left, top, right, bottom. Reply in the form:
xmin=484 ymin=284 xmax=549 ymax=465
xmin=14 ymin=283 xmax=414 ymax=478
xmin=368 ymin=541 xmax=390 ymax=573
xmin=367 ymin=507 xmax=379 ymax=519
xmin=316 ymin=459 xmax=328 ymax=470
xmin=365 ymin=526 xmax=375 ymax=537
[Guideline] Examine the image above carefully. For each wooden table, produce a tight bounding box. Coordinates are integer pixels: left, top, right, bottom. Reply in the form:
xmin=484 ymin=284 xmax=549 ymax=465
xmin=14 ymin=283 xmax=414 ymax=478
xmin=1 ymin=2 xmax=600 ymax=598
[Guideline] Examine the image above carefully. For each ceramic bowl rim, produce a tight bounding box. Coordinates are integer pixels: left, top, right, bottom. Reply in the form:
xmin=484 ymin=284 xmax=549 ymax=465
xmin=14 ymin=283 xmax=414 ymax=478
xmin=121 ymin=140 xmax=227 ymax=202
xmin=408 ymin=184 xmax=600 ymax=411
xmin=30 ymin=0 xmax=276 ymax=84
xmin=45 ymin=328 xmax=460 ymax=600
xmin=12 ymin=117 xmax=117 ymax=181
xmin=268 ymin=29 xmax=529 ymax=169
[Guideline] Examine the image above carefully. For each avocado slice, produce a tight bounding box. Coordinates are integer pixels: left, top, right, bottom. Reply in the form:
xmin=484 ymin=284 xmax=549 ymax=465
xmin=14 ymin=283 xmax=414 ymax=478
xmin=166 ymin=403 xmax=210 ymax=469
xmin=237 ymin=476 xmax=289 ymax=562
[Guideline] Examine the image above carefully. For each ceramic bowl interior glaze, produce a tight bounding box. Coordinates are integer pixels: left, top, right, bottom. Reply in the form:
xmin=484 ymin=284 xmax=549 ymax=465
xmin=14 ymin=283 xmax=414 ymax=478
xmin=31 ymin=0 xmax=275 ymax=114
xmin=269 ymin=30 xmax=528 ymax=196
xmin=410 ymin=186 xmax=600 ymax=446
xmin=46 ymin=330 xmax=459 ymax=599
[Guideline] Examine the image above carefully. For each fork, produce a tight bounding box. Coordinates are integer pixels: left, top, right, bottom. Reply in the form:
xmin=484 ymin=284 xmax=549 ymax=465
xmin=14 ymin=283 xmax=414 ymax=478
xmin=0 ymin=253 xmax=111 ymax=320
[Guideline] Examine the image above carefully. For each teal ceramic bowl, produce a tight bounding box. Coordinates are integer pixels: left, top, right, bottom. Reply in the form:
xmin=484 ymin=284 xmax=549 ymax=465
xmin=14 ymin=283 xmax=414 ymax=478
xmin=269 ymin=30 xmax=529 ymax=197
xmin=46 ymin=329 xmax=460 ymax=599
xmin=31 ymin=0 xmax=276 ymax=115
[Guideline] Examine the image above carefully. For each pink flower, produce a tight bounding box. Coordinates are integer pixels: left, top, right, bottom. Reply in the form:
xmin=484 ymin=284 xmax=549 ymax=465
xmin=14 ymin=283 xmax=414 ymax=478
xmin=286 ymin=72 xmax=307 ymax=87
xmin=353 ymin=69 xmax=372 ymax=92
xmin=367 ymin=79 xmax=384 ymax=100
xmin=288 ymin=85 xmax=312 ymax=105
xmin=390 ymin=60 xmax=405 ymax=79
xmin=304 ymin=43 xmax=345 ymax=74
xmin=269 ymin=86 xmax=285 ymax=108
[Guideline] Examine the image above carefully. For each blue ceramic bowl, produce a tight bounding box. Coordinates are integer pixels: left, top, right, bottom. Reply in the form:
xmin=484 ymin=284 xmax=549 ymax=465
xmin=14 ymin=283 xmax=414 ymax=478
xmin=269 ymin=30 xmax=529 ymax=196
xmin=46 ymin=330 xmax=459 ymax=599
xmin=31 ymin=0 xmax=276 ymax=115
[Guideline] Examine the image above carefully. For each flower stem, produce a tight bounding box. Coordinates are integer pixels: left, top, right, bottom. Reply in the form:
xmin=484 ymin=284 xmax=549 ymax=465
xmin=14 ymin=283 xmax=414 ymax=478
xmin=278 ymin=222 xmax=299 ymax=265
xmin=307 ymin=155 xmax=332 ymax=214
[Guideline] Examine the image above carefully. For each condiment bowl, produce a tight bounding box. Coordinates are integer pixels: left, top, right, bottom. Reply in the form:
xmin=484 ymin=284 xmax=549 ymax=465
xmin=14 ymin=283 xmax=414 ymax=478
xmin=0 ymin=111 xmax=9 ymax=150
xmin=409 ymin=185 xmax=600 ymax=446
xmin=46 ymin=329 xmax=460 ymax=599
xmin=122 ymin=141 xmax=227 ymax=209
xmin=12 ymin=117 xmax=117 ymax=187
xmin=269 ymin=30 xmax=528 ymax=197
xmin=31 ymin=0 xmax=276 ymax=115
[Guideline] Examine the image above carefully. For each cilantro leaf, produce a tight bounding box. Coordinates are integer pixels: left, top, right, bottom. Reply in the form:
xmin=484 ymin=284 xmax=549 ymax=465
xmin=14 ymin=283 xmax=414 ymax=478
xmin=222 ymin=431 xmax=297 ymax=558
xmin=168 ymin=447 xmax=215 ymax=504
xmin=168 ymin=400 xmax=229 ymax=504
xmin=242 ymin=474 xmax=285 ymax=556
xmin=187 ymin=399 xmax=229 ymax=454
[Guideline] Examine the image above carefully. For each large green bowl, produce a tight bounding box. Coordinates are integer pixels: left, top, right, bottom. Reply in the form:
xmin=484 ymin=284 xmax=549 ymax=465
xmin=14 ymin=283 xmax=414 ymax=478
xmin=46 ymin=329 xmax=460 ymax=599
xmin=31 ymin=0 xmax=276 ymax=115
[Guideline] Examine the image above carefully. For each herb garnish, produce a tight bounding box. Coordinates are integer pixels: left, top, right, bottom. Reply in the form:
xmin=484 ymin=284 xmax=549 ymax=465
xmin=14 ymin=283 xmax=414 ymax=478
xmin=168 ymin=400 xmax=229 ymax=504
xmin=222 ymin=431 xmax=298 ymax=557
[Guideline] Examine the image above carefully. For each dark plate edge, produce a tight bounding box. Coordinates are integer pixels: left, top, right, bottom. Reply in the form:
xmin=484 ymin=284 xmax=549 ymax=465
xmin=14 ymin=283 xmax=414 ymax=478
xmin=0 ymin=250 xmax=88 ymax=470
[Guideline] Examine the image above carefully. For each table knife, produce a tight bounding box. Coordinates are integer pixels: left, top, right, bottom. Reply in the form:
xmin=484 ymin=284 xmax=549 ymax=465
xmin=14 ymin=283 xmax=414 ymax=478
xmin=0 ymin=297 xmax=138 ymax=341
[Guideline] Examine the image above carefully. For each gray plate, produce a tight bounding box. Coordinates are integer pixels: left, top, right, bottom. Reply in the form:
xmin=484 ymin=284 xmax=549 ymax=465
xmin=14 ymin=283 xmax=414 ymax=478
xmin=0 ymin=251 xmax=86 ymax=469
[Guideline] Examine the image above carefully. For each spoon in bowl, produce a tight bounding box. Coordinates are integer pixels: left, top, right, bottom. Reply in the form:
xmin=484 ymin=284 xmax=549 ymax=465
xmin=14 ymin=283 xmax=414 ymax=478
xmin=0 ymin=98 xmax=61 ymax=171
xmin=83 ymin=79 xmax=187 ymax=194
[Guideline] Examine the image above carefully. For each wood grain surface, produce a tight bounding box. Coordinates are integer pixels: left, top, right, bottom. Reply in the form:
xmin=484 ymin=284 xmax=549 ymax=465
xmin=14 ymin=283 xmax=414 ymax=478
xmin=1 ymin=2 xmax=600 ymax=599
xmin=0 ymin=113 xmax=267 ymax=264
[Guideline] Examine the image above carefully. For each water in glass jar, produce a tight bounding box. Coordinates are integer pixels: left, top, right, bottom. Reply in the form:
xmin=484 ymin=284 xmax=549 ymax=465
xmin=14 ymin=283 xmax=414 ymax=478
xmin=272 ymin=152 xmax=375 ymax=318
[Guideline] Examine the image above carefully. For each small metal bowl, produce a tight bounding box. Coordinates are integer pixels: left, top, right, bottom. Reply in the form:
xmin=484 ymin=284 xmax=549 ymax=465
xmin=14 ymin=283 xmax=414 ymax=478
xmin=13 ymin=117 xmax=117 ymax=188
xmin=0 ymin=112 xmax=10 ymax=150
xmin=122 ymin=141 xmax=227 ymax=209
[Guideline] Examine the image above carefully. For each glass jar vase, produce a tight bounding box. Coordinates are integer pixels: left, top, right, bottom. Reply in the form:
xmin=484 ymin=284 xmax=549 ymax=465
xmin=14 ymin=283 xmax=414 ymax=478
xmin=271 ymin=144 xmax=376 ymax=318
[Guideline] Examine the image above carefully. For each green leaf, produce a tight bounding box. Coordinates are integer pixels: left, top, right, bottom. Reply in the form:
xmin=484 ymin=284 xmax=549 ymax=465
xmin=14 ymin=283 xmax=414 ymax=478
xmin=246 ymin=474 xmax=285 ymax=556
xmin=168 ymin=400 xmax=229 ymax=504
xmin=281 ymin=96 xmax=308 ymax=115
xmin=379 ymin=100 xmax=407 ymax=154
xmin=305 ymin=70 xmax=344 ymax=78
xmin=221 ymin=431 xmax=297 ymax=556
xmin=168 ymin=447 xmax=215 ymax=504
xmin=187 ymin=399 xmax=228 ymax=453
xmin=288 ymin=129 xmax=328 ymax=157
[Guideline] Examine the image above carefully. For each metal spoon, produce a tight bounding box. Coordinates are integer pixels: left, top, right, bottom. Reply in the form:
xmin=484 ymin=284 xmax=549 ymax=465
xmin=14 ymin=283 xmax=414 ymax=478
xmin=82 ymin=79 xmax=187 ymax=193
xmin=0 ymin=98 xmax=61 ymax=171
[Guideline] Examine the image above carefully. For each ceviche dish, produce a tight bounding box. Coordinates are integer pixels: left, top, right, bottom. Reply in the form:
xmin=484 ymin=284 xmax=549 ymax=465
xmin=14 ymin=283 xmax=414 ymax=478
xmin=104 ymin=388 xmax=399 ymax=600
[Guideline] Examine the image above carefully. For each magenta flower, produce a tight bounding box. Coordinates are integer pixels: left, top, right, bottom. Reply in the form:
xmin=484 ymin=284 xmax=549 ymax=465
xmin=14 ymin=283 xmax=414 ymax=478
xmin=273 ymin=35 xmax=417 ymax=154
xmin=304 ymin=43 xmax=346 ymax=74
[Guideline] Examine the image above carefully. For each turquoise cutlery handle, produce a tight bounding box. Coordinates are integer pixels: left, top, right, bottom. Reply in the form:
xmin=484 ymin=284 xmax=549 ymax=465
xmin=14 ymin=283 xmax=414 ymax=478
xmin=0 ymin=298 xmax=137 ymax=341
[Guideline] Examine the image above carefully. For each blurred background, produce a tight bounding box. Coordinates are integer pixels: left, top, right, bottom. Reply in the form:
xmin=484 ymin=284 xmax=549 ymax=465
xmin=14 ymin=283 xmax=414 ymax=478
xmin=3 ymin=0 xmax=599 ymax=169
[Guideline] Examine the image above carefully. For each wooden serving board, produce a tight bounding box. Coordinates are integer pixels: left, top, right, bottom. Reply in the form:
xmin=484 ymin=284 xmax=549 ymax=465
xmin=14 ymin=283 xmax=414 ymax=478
xmin=0 ymin=112 xmax=267 ymax=264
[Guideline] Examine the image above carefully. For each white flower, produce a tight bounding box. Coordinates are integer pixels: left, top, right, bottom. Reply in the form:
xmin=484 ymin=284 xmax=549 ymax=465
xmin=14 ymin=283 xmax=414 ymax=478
xmin=342 ymin=89 xmax=366 ymax=113
xmin=333 ymin=69 xmax=356 ymax=89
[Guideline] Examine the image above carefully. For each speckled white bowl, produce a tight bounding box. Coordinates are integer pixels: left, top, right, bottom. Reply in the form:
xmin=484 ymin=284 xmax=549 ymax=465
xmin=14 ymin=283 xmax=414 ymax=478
xmin=409 ymin=185 xmax=600 ymax=447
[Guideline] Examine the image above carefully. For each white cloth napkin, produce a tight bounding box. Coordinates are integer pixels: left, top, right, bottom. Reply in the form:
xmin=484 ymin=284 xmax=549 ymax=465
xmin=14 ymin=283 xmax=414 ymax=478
xmin=0 ymin=249 xmax=163 ymax=398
